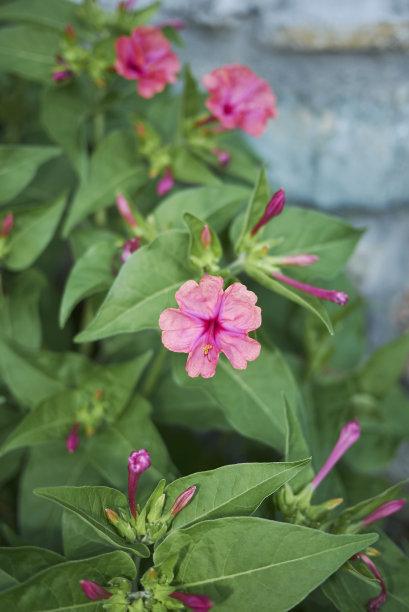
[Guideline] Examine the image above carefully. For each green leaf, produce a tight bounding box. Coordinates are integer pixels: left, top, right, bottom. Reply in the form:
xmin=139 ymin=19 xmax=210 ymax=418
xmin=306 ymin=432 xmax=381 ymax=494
xmin=0 ymin=145 xmax=59 ymax=204
xmin=155 ymin=517 xmax=377 ymax=612
xmin=171 ymin=345 xmax=299 ymax=449
xmin=180 ymin=65 xmax=203 ymax=120
xmin=0 ymin=269 xmax=45 ymax=349
xmin=183 ymin=212 xmax=222 ymax=267
xmin=0 ymin=25 xmax=60 ymax=82
xmin=164 ymin=459 xmax=310 ymax=530
xmin=284 ymin=398 xmax=315 ymax=491
xmin=0 ymin=551 xmax=136 ymax=611
xmin=75 ymin=231 xmax=193 ymax=343
xmin=62 ymin=511 xmax=115 ymax=560
xmin=4 ymin=194 xmax=66 ymax=271
xmin=59 ymin=240 xmax=118 ymax=328
xmin=0 ymin=546 xmax=64 ymax=586
xmin=172 ymin=147 xmax=221 ymax=186
xmin=235 ymin=167 xmax=270 ymax=250
xmin=63 ymin=131 xmax=145 ymax=235
xmin=246 ymin=263 xmax=334 ymax=334
xmin=357 ymin=332 xmax=409 ymax=397
xmin=155 ymin=185 xmax=249 ymax=232
xmin=35 ymin=486 xmax=149 ymax=557
xmin=0 ymin=0 xmax=77 ymax=31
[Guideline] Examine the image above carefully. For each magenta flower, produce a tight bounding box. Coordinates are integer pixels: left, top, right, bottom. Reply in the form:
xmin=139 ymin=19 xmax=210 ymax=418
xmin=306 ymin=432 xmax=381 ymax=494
xmin=159 ymin=275 xmax=261 ymax=379
xmin=156 ymin=168 xmax=175 ymax=197
xmin=311 ymin=420 xmax=361 ymax=490
xmin=115 ymin=26 xmax=180 ymax=99
xmin=52 ymin=69 xmax=73 ymax=82
xmin=66 ymin=423 xmax=80 ymax=454
xmin=354 ymin=554 xmax=387 ymax=611
xmin=272 ymin=272 xmax=349 ymax=306
xmin=212 ymin=147 xmax=231 ymax=166
xmin=171 ymin=591 xmax=213 ymax=611
xmin=80 ymin=580 xmax=112 ymax=601
xmin=362 ymin=499 xmax=406 ymax=527
xmin=116 ymin=193 xmax=137 ymax=228
xmin=0 ymin=213 xmax=13 ymax=237
xmin=278 ymin=254 xmax=319 ymax=267
xmin=202 ymin=64 xmax=277 ymax=137
xmin=250 ymin=188 xmax=286 ymax=236
xmin=128 ymin=449 xmax=151 ymax=518
xmin=121 ymin=237 xmax=140 ymax=263
xmin=200 ymin=225 xmax=212 ymax=249
xmin=171 ymin=485 xmax=197 ymax=516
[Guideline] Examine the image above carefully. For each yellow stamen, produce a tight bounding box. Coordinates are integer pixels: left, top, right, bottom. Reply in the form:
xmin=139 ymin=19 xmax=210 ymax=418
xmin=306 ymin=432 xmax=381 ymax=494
xmin=203 ymin=344 xmax=213 ymax=356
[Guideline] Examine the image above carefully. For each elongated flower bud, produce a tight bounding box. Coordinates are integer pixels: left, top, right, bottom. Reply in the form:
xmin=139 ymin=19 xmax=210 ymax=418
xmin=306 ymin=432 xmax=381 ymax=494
xmin=128 ymin=449 xmax=151 ymax=518
xmin=354 ymin=553 xmax=387 ymax=611
xmin=116 ymin=193 xmax=137 ymax=228
xmin=121 ymin=237 xmax=140 ymax=263
xmin=212 ymin=147 xmax=230 ymax=167
xmin=362 ymin=499 xmax=406 ymax=527
xmin=1 ymin=213 xmax=14 ymax=237
xmin=64 ymin=24 xmax=76 ymax=40
xmin=200 ymin=225 xmax=212 ymax=249
xmin=171 ymin=485 xmax=197 ymax=516
xmin=250 ymin=188 xmax=285 ymax=236
xmin=80 ymin=580 xmax=112 ymax=601
xmin=171 ymin=591 xmax=213 ymax=610
xmin=156 ymin=168 xmax=175 ymax=197
xmin=278 ymin=254 xmax=319 ymax=267
xmin=311 ymin=420 xmax=361 ymax=490
xmin=104 ymin=508 xmax=120 ymax=526
xmin=66 ymin=423 xmax=80 ymax=454
xmin=272 ymin=272 xmax=349 ymax=306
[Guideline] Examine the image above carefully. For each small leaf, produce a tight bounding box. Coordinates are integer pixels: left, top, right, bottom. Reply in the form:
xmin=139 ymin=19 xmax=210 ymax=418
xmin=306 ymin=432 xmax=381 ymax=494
xmin=0 ymin=25 xmax=60 ymax=82
xmin=235 ymin=167 xmax=270 ymax=251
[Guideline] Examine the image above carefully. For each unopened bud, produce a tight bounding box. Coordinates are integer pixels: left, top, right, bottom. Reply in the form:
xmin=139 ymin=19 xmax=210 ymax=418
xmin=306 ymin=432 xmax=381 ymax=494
xmin=116 ymin=193 xmax=137 ymax=228
xmin=212 ymin=147 xmax=230 ymax=167
xmin=324 ymin=497 xmax=344 ymax=511
xmin=0 ymin=213 xmax=13 ymax=237
xmin=200 ymin=225 xmax=212 ymax=249
xmin=171 ymin=485 xmax=197 ymax=516
xmin=64 ymin=23 xmax=76 ymax=40
xmin=105 ymin=508 xmax=120 ymax=526
xmin=80 ymin=580 xmax=112 ymax=601
xmin=250 ymin=188 xmax=285 ymax=236
xmin=156 ymin=168 xmax=174 ymax=197
xmin=128 ymin=449 xmax=151 ymax=518
xmin=66 ymin=423 xmax=80 ymax=453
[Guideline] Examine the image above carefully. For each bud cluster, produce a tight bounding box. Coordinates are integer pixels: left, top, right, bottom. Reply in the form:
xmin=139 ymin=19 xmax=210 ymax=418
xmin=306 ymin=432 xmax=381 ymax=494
xmin=65 ymin=389 xmax=107 ymax=454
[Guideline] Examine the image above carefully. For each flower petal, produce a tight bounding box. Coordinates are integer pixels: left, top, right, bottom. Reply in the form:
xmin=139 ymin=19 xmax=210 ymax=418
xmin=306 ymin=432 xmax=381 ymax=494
xmin=186 ymin=339 xmax=220 ymax=378
xmin=159 ymin=308 xmax=204 ymax=352
xmin=176 ymin=276 xmax=224 ymax=320
xmin=217 ymin=330 xmax=261 ymax=370
xmin=219 ymin=282 xmax=261 ymax=332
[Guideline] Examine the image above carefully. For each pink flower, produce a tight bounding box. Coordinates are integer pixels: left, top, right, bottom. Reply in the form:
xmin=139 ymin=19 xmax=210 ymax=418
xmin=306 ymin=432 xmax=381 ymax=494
xmin=171 ymin=591 xmax=213 ymax=611
xmin=159 ymin=275 xmax=261 ymax=379
xmin=80 ymin=580 xmax=112 ymax=601
xmin=203 ymin=64 xmax=277 ymax=137
xmin=272 ymin=272 xmax=349 ymax=306
xmin=156 ymin=168 xmax=175 ymax=197
xmin=128 ymin=449 xmax=151 ymax=518
xmin=251 ymin=188 xmax=286 ymax=236
xmin=121 ymin=237 xmax=140 ymax=263
xmin=311 ymin=420 xmax=361 ymax=490
xmin=116 ymin=193 xmax=137 ymax=228
xmin=66 ymin=423 xmax=80 ymax=454
xmin=115 ymin=26 xmax=180 ymax=98
xmin=1 ymin=213 xmax=13 ymax=237
xmin=362 ymin=499 xmax=406 ymax=527
xmin=353 ymin=554 xmax=387 ymax=611
xmin=171 ymin=485 xmax=197 ymax=516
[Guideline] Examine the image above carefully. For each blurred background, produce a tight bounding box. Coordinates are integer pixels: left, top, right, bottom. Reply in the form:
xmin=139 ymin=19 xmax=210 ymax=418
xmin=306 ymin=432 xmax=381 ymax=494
xmin=103 ymin=0 xmax=409 ymax=349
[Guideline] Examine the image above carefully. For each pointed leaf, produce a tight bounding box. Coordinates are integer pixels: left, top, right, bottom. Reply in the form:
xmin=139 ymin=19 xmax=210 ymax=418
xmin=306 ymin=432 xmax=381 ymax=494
xmin=235 ymin=167 xmax=270 ymax=251
xmin=0 ymin=546 xmax=64 ymax=585
xmin=0 ymin=25 xmax=60 ymax=82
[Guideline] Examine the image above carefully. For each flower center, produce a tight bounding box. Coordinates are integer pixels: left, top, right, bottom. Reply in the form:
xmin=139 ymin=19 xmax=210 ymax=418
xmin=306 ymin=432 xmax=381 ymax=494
xmin=203 ymin=343 xmax=213 ymax=357
xmin=223 ymin=102 xmax=234 ymax=115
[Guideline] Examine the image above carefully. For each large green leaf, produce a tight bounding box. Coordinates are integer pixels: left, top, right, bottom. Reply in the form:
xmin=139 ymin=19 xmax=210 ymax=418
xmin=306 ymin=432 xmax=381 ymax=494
xmin=0 ymin=145 xmax=59 ymax=204
xmin=59 ymin=240 xmax=118 ymax=327
xmin=172 ymin=147 xmax=221 ymax=186
xmin=0 ymin=546 xmax=64 ymax=587
xmin=35 ymin=485 xmax=149 ymax=557
xmin=63 ymin=131 xmax=145 ymax=235
xmin=0 ymin=25 xmax=60 ymax=82
xmin=164 ymin=460 xmax=310 ymax=530
xmin=171 ymin=345 xmax=299 ymax=449
xmin=155 ymin=517 xmax=377 ymax=612
xmin=4 ymin=194 xmax=66 ymax=271
xmin=76 ymin=231 xmax=193 ymax=343
xmin=357 ymin=332 xmax=409 ymax=397
xmin=0 ymin=0 xmax=77 ymax=31
xmin=0 ymin=551 xmax=136 ymax=611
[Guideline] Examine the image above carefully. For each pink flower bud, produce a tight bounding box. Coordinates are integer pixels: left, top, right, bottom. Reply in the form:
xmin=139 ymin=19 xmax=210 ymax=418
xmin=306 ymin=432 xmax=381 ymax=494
xmin=272 ymin=272 xmax=349 ymax=306
xmin=278 ymin=254 xmax=319 ymax=267
xmin=171 ymin=591 xmax=213 ymax=611
xmin=66 ymin=423 xmax=80 ymax=454
xmin=171 ymin=485 xmax=197 ymax=516
xmin=1 ymin=213 xmax=13 ymax=237
xmin=354 ymin=553 xmax=387 ymax=611
xmin=251 ymin=188 xmax=286 ymax=236
xmin=362 ymin=499 xmax=406 ymax=527
xmin=311 ymin=420 xmax=361 ymax=490
xmin=80 ymin=580 xmax=112 ymax=601
xmin=64 ymin=24 xmax=76 ymax=40
xmin=121 ymin=237 xmax=140 ymax=263
xmin=104 ymin=508 xmax=120 ymax=526
xmin=212 ymin=147 xmax=230 ymax=167
xmin=128 ymin=449 xmax=151 ymax=518
xmin=116 ymin=193 xmax=137 ymax=228
xmin=52 ymin=69 xmax=73 ymax=82
xmin=156 ymin=168 xmax=175 ymax=197
xmin=200 ymin=225 xmax=212 ymax=249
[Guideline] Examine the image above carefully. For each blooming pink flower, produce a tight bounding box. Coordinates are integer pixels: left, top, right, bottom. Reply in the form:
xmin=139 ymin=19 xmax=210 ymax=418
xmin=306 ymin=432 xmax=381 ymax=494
xmin=203 ymin=64 xmax=277 ymax=137
xmin=354 ymin=554 xmax=387 ymax=611
xmin=66 ymin=423 xmax=80 ymax=454
xmin=115 ymin=26 xmax=180 ymax=98
xmin=362 ymin=499 xmax=406 ymax=527
xmin=0 ymin=213 xmax=13 ymax=237
xmin=171 ymin=485 xmax=197 ymax=516
xmin=128 ymin=449 xmax=151 ymax=518
xmin=116 ymin=193 xmax=137 ymax=228
xmin=121 ymin=237 xmax=140 ymax=263
xmin=272 ymin=272 xmax=349 ymax=306
xmin=80 ymin=580 xmax=112 ymax=601
xmin=156 ymin=168 xmax=175 ymax=197
xmin=159 ymin=275 xmax=261 ymax=379
xmin=171 ymin=591 xmax=213 ymax=611
xmin=311 ymin=420 xmax=361 ymax=490
xmin=251 ymin=188 xmax=286 ymax=236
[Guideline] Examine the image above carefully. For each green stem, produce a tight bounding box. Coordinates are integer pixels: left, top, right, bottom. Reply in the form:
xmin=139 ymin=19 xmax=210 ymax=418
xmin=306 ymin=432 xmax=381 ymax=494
xmin=142 ymin=347 xmax=167 ymax=398
xmin=228 ymin=255 xmax=246 ymax=276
